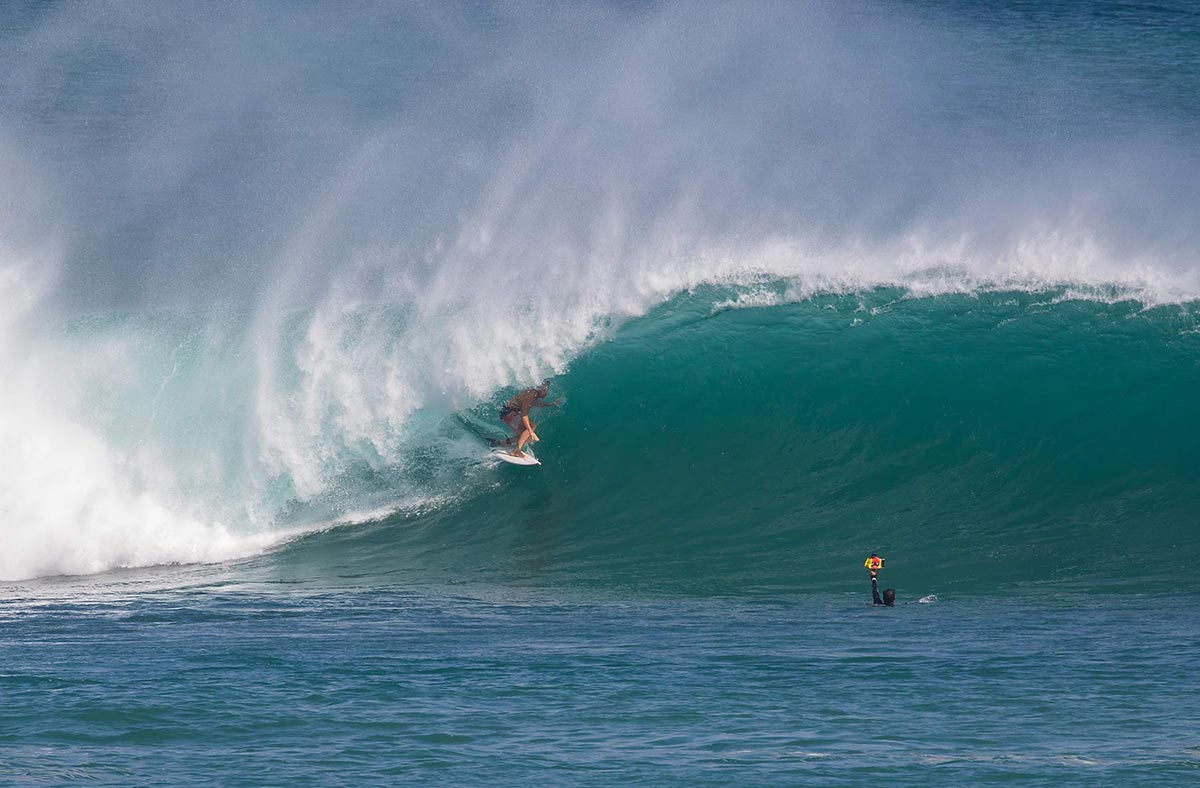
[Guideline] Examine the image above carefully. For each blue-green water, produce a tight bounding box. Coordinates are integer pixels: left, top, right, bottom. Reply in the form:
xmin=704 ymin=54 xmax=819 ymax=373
xmin=2 ymin=1 xmax=1200 ymax=785
xmin=4 ymin=291 xmax=1199 ymax=785
xmin=3 ymin=581 xmax=1197 ymax=786
xmin=224 ymin=288 xmax=1200 ymax=603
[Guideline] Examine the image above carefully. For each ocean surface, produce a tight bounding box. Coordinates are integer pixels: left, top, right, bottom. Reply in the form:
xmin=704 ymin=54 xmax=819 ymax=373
xmin=1 ymin=1 xmax=1199 ymax=785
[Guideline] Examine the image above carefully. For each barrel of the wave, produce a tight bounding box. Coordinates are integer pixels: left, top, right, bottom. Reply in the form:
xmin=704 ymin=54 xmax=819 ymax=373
xmin=865 ymin=553 xmax=895 ymax=607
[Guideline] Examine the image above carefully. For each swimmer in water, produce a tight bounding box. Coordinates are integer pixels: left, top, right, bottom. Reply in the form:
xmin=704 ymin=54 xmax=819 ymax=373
xmin=865 ymin=553 xmax=895 ymax=606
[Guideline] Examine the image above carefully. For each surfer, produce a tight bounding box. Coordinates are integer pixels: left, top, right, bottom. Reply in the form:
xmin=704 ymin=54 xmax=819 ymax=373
xmin=498 ymin=381 xmax=560 ymax=458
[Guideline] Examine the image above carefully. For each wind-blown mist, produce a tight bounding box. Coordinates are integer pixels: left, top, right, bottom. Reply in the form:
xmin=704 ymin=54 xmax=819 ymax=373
xmin=0 ymin=1 xmax=1197 ymax=580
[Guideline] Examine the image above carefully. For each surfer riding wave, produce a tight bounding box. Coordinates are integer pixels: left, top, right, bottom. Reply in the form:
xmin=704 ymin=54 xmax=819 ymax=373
xmin=497 ymin=381 xmax=561 ymax=458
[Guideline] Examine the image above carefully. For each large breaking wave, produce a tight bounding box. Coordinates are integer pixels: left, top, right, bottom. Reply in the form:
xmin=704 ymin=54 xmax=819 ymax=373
xmin=1 ymin=1 xmax=1197 ymax=583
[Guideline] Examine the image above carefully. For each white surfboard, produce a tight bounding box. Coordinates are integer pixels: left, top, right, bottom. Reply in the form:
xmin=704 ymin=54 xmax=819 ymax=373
xmin=491 ymin=448 xmax=540 ymax=466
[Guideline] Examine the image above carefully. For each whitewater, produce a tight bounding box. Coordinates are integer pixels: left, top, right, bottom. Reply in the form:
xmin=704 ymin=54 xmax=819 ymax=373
xmin=1 ymin=1 xmax=1198 ymax=785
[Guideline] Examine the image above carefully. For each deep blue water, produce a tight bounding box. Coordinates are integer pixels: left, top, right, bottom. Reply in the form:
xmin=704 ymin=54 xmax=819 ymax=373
xmin=2 ymin=574 xmax=1197 ymax=787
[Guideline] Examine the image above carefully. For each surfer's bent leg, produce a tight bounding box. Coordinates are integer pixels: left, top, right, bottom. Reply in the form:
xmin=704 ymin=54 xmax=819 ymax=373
xmin=514 ymin=418 xmax=537 ymax=456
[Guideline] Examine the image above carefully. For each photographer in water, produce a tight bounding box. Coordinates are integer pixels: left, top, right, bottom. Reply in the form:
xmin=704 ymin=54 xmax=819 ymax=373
xmin=865 ymin=553 xmax=895 ymax=606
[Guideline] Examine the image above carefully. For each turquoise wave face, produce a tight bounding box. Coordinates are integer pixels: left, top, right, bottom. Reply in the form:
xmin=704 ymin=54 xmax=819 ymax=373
xmin=270 ymin=286 xmax=1200 ymax=595
xmin=5 ymin=0 xmax=1200 ymax=584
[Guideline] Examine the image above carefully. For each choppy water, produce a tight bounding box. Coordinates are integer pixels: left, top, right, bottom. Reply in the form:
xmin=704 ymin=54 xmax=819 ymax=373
xmin=3 ymin=577 xmax=1197 ymax=787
